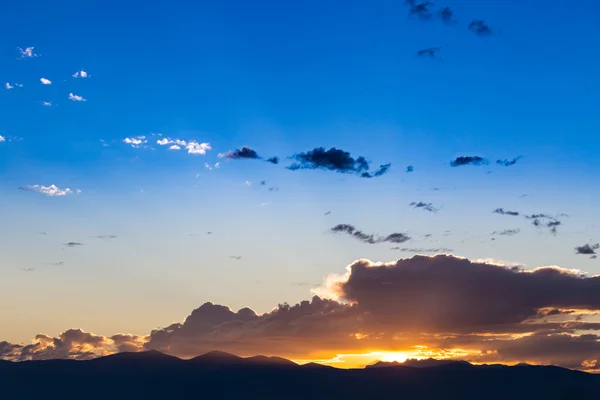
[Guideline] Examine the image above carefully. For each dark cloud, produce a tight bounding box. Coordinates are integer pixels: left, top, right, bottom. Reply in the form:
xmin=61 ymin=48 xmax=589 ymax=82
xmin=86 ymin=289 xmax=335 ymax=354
xmin=450 ymin=156 xmax=488 ymax=167
xmin=526 ymin=214 xmax=562 ymax=235
xmin=289 ymin=147 xmax=390 ymax=178
xmin=331 ymin=224 xmax=410 ymax=245
xmin=46 ymin=261 xmax=64 ymax=266
xmin=22 ymin=268 xmax=35 ymax=272
xmin=493 ymin=208 xmax=520 ymax=216
xmin=438 ymin=7 xmax=455 ymax=24
xmin=95 ymin=235 xmax=116 ymax=239
xmin=63 ymin=242 xmax=83 ymax=247
xmin=407 ymin=1 xmax=434 ymax=19
xmin=575 ymin=244 xmax=600 ymax=255
xmin=496 ymin=156 xmax=522 ymax=167
xmin=469 ymin=20 xmax=493 ymax=37
xmin=416 ymin=47 xmax=442 ymax=60
xmin=229 ymin=256 xmax=242 ymax=260
xmin=223 ymin=146 xmax=260 ymax=160
xmin=492 ymin=229 xmax=521 ymax=236
xmin=410 ymin=202 xmax=438 ymax=213
xmin=406 ymin=165 xmax=414 ymax=173
xmin=391 ymin=247 xmax=454 ymax=253
xmin=592 ymin=255 xmax=598 ymax=260
xmin=268 ymin=186 xmax=279 ymax=192
xmin=324 ymin=211 xmax=331 ymax=216
xmin=266 ymin=156 xmax=279 ymax=164
xmin=260 ymin=180 xmax=266 ymax=186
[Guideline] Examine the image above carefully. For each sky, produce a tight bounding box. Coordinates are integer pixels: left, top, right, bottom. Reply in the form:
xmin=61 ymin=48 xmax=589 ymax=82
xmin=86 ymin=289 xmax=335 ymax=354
xmin=1 ymin=0 xmax=600 ymax=370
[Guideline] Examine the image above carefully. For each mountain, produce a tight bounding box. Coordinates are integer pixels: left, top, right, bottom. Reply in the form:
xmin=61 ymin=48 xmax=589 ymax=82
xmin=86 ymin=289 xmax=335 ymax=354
xmin=1 ymin=351 xmax=599 ymax=399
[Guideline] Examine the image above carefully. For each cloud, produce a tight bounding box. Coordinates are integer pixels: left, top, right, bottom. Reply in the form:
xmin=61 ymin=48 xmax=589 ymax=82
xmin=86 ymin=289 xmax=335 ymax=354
xmin=0 ymin=136 xmax=5 ymax=143
xmin=497 ymin=156 xmax=522 ymax=167
xmin=5 ymin=82 xmax=14 ymax=89
xmin=416 ymin=47 xmax=442 ymax=60
xmin=156 ymin=138 xmax=211 ymax=155
xmin=289 ymin=147 xmax=390 ymax=178
xmin=492 ymin=229 xmax=521 ymax=236
xmin=410 ymin=202 xmax=438 ymax=213
xmin=42 ymin=101 xmax=52 ymax=107
xmin=406 ymin=165 xmax=414 ymax=173
xmin=204 ymin=162 xmax=220 ymax=171
xmin=220 ymin=146 xmax=260 ymax=160
xmin=450 ymin=156 xmax=488 ymax=167
xmin=526 ymin=214 xmax=562 ymax=235
xmin=72 ymin=69 xmax=88 ymax=78
xmin=493 ymin=208 xmax=519 ymax=216
xmin=63 ymin=242 xmax=83 ymax=247
xmin=18 ymin=47 xmax=39 ymax=59
xmin=245 ymin=181 xmax=252 ymax=187
xmin=391 ymin=247 xmax=454 ymax=253
xmin=95 ymin=235 xmax=117 ymax=239
xmin=575 ymin=244 xmax=600 ymax=255
xmin=438 ymin=7 xmax=455 ymax=24
xmin=331 ymin=224 xmax=410 ymax=245
xmin=123 ymin=136 xmax=147 ymax=148
xmin=19 ymin=184 xmax=81 ymax=197
xmin=266 ymin=156 xmax=279 ymax=164
xmin=469 ymin=20 xmax=494 ymax=37
xmin=4 ymin=255 xmax=600 ymax=370
xmin=40 ymin=78 xmax=52 ymax=85
xmin=69 ymin=93 xmax=86 ymax=102
xmin=407 ymin=1 xmax=434 ymax=19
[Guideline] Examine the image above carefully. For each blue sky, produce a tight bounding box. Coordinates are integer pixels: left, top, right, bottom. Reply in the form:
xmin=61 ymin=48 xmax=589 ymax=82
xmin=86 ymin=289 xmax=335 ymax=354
xmin=1 ymin=0 xmax=599 ymax=344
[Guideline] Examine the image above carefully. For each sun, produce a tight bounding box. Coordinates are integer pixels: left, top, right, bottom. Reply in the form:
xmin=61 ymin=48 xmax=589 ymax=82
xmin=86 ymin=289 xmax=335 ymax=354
xmin=379 ymin=352 xmax=412 ymax=363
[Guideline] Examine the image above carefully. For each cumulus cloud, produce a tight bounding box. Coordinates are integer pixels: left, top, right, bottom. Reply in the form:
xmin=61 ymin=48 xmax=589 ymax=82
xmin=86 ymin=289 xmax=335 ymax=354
xmin=0 ymin=136 xmax=5 ymax=143
xmin=123 ymin=136 xmax=147 ymax=148
xmin=40 ymin=78 xmax=52 ymax=85
xmin=68 ymin=93 xmax=86 ymax=102
xmin=497 ymin=156 xmax=522 ymax=167
xmin=289 ymin=147 xmax=390 ymax=178
xmin=469 ymin=20 xmax=494 ymax=37
xmin=450 ymin=156 xmax=488 ymax=167
xmin=410 ymin=202 xmax=438 ymax=213
xmin=493 ymin=208 xmax=519 ymax=216
xmin=331 ymin=224 xmax=410 ymax=245
xmin=72 ymin=69 xmax=89 ymax=78
xmin=156 ymin=138 xmax=211 ymax=155
xmin=575 ymin=244 xmax=599 ymax=255
xmin=19 ymin=184 xmax=81 ymax=197
xmin=219 ymin=146 xmax=279 ymax=165
xmin=18 ymin=47 xmax=39 ymax=59
xmin=3 ymin=255 xmax=600 ymax=370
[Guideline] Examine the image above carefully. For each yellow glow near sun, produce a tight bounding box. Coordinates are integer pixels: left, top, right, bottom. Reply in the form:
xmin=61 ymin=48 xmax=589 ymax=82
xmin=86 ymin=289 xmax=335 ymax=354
xmin=379 ymin=352 xmax=414 ymax=363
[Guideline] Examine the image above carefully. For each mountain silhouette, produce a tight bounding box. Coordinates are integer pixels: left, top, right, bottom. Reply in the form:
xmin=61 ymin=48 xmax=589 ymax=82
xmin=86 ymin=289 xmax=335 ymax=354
xmin=1 ymin=351 xmax=599 ymax=399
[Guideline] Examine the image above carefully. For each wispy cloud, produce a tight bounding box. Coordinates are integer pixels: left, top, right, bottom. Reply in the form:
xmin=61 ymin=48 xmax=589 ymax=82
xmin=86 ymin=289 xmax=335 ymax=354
xmin=492 ymin=229 xmax=521 ymax=236
xmin=203 ymin=162 xmax=220 ymax=171
xmin=42 ymin=101 xmax=52 ymax=107
xmin=68 ymin=93 xmax=86 ymax=102
xmin=123 ymin=136 xmax=147 ymax=148
xmin=391 ymin=247 xmax=454 ymax=253
xmin=17 ymin=47 xmax=39 ymax=59
xmin=72 ymin=69 xmax=89 ymax=78
xmin=469 ymin=20 xmax=494 ymax=37
xmin=416 ymin=47 xmax=442 ymax=60
xmin=410 ymin=201 xmax=438 ymax=213
xmin=438 ymin=7 xmax=455 ymax=24
xmin=63 ymin=242 xmax=83 ymax=248
xmin=245 ymin=181 xmax=252 ymax=187
xmin=5 ymin=82 xmax=21 ymax=89
xmin=450 ymin=156 xmax=488 ymax=167
xmin=497 ymin=156 xmax=522 ymax=167
xmin=331 ymin=224 xmax=410 ymax=244
xmin=19 ymin=184 xmax=82 ymax=197
xmin=0 ymin=136 xmax=5 ymax=143
xmin=288 ymin=147 xmax=391 ymax=178
xmin=493 ymin=208 xmax=520 ymax=216
xmin=40 ymin=78 xmax=52 ymax=85
xmin=156 ymin=138 xmax=211 ymax=155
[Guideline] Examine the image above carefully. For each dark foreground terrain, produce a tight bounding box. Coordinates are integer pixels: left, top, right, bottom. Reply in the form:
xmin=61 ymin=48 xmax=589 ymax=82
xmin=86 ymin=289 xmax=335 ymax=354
xmin=1 ymin=351 xmax=598 ymax=399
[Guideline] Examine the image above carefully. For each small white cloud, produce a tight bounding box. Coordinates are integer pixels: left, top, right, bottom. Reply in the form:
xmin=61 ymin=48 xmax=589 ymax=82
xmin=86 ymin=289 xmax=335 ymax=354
xmin=123 ymin=136 xmax=147 ymax=148
xmin=245 ymin=181 xmax=252 ymax=187
xmin=40 ymin=78 xmax=52 ymax=85
xmin=42 ymin=101 xmax=52 ymax=107
xmin=185 ymin=141 xmax=211 ymax=155
xmin=15 ymin=83 xmax=23 ymax=87
xmin=18 ymin=47 xmax=39 ymax=59
xmin=100 ymin=139 xmax=109 ymax=147
xmin=214 ymin=162 xmax=220 ymax=168
xmin=0 ymin=136 xmax=5 ymax=143
xmin=69 ymin=93 xmax=86 ymax=102
xmin=19 ymin=184 xmax=81 ymax=197
xmin=72 ymin=69 xmax=89 ymax=78
xmin=5 ymin=82 xmax=13 ymax=89
xmin=260 ymin=202 xmax=270 ymax=207
xmin=157 ymin=138 xmax=171 ymax=146
xmin=169 ymin=145 xmax=181 ymax=150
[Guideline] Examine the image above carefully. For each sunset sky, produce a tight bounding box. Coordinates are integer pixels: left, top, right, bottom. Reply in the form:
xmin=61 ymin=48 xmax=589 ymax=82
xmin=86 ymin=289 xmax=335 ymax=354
xmin=1 ymin=0 xmax=600 ymax=370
